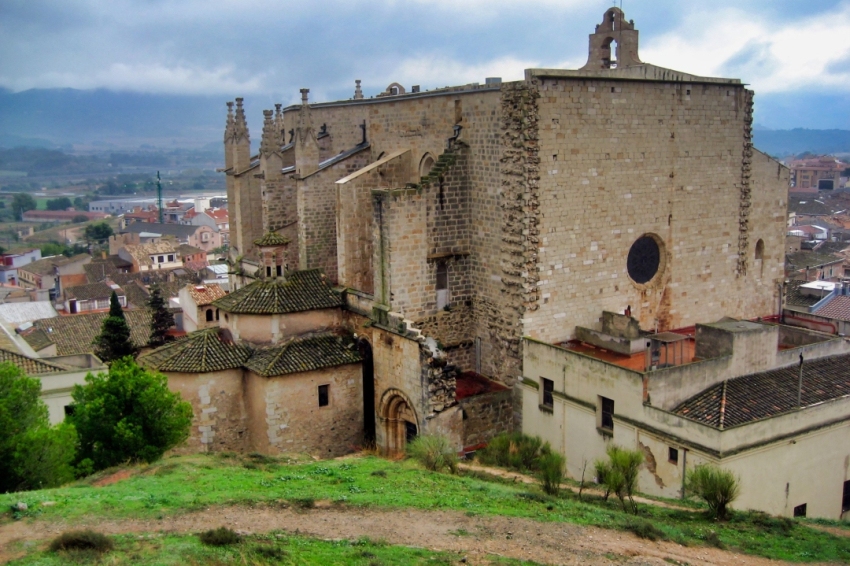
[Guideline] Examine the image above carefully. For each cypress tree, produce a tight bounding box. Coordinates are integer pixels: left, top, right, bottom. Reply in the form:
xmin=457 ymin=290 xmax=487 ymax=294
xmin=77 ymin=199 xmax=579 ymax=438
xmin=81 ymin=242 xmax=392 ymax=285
xmin=147 ymin=286 xmax=175 ymax=348
xmin=93 ymin=291 xmax=136 ymax=362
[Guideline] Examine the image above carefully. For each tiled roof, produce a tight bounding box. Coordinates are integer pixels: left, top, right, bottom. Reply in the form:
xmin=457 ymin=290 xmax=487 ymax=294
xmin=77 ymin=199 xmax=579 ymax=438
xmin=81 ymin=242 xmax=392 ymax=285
xmin=254 ymin=232 xmax=290 ymax=247
xmin=0 ymin=347 xmax=68 ymax=375
xmin=122 ymin=222 xmax=199 ymax=239
xmin=65 ymin=282 xmax=123 ymax=301
xmin=123 ymin=242 xmax=179 ymax=267
xmin=140 ymin=330 xmax=360 ymax=376
xmin=785 ymin=250 xmax=843 ymax=271
xmin=674 ymin=353 xmax=850 ymax=428
xmin=33 ymin=309 xmax=154 ymax=356
xmin=138 ymin=328 xmax=252 ymax=373
xmin=214 ymin=269 xmax=340 ymax=315
xmin=122 ymin=280 xmax=151 ymax=308
xmin=814 ymin=296 xmax=850 ymax=322
xmin=186 ymin=283 xmax=227 ymax=306
xmin=245 ymin=333 xmax=361 ymax=377
xmin=21 ymin=328 xmax=54 ymax=352
xmin=19 ymin=256 xmax=65 ymax=276
xmin=85 ymin=257 xmax=131 ymax=283
xmin=784 ymin=280 xmax=823 ymax=308
xmin=178 ymin=244 xmax=205 ymax=257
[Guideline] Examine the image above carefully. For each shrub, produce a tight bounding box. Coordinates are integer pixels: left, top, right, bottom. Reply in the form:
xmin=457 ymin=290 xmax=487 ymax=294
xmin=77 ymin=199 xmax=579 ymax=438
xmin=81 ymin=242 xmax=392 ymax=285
xmin=598 ymin=445 xmax=643 ymax=514
xmin=623 ymin=519 xmax=666 ymax=541
xmin=685 ymin=464 xmax=740 ymax=521
xmin=49 ymin=530 xmax=114 ymax=553
xmin=593 ymin=459 xmax=612 ymax=500
xmin=476 ymin=432 xmax=552 ymax=472
xmin=536 ymin=451 xmax=565 ymax=496
xmin=68 ymin=358 xmax=193 ymax=471
xmin=199 ymin=527 xmax=241 ymax=546
xmin=406 ymin=434 xmax=459 ymax=473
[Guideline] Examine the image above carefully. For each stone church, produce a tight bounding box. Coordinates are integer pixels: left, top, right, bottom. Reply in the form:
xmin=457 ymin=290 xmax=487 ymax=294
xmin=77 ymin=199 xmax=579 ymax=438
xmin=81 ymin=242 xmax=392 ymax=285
xmin=142 ymin=8 xmax=796 ymax=466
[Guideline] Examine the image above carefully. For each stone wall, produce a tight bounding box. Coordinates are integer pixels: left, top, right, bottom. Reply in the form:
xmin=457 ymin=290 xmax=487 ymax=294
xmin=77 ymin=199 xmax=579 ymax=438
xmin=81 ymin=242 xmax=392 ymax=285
xmin=460 ymin=388 xmax=513 ymax=448
xmin=245 ymin=364 xmax=363 ymax=457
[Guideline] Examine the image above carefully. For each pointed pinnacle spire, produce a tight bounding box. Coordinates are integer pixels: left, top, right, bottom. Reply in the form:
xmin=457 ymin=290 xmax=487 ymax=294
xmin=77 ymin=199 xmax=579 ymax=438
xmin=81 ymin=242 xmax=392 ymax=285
xmin=224 ymin=101 xmax=235 ymax=142
xmin=233 ymin=97 xmax=249 ymax=143
xmin=260 ymin=109 xmax=276 ymax=155
xmin=354 ymin=79 xmax=364 ymax=100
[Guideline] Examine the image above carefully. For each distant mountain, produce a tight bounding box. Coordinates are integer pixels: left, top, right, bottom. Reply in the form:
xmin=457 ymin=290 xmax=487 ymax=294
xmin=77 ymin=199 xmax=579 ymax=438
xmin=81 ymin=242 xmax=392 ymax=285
xmin=0 ymin=88 xmax=228 ymax=149
xmin=1 ymin=87 xmax=849 ymax=157
xmin=752 ymin=128 xmax=850 ymax=158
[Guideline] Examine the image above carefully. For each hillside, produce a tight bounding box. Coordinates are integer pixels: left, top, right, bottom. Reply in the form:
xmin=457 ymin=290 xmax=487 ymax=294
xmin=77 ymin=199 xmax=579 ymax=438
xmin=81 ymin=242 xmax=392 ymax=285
xmin=1 ymin=453 xmax=848 ymax=565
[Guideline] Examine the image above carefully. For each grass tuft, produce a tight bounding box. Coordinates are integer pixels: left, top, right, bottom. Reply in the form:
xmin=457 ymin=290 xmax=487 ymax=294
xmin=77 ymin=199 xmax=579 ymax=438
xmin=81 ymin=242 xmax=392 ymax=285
xmin=49 ymin=529 xmax=114 ymax=553
xmin=199 ymin=526 xmax=241 ymax=546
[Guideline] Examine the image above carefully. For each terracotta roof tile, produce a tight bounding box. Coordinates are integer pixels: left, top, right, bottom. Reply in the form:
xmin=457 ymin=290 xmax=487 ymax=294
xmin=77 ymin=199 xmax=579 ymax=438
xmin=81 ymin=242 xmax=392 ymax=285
xmin=674 ymin=353 xmax=850 ymax=428
xmin=214 ymin=269 xmax=340 ymax=315
xmin=0 ymin=347 xmax=68 ymax=375
xmin=814 ymin=296 xmax=850 ymax=322
xmin=254 ymin=232 xmax=290 ymax=247
xmin=138 ymin=327 xmax=252 ymax=373
xmin=33 ymin=309 xmax=155 ymax=355
xmin=245 ymin=333 xmax=361 ymax=377
xmin=20 ymin=328 xmax=54 ymax=352
xmin=65 ymin=282 xmax=123 ymax=301
xmin=784 ymin=280 xmax=823 ymax=308
xmin=186 ymin=283 xmax=227 ymax=306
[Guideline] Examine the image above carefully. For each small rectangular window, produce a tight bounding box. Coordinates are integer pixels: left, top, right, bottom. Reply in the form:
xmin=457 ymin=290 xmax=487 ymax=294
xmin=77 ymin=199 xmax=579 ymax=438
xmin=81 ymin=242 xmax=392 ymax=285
xmin=158 ymin=255 xmax=164 ymax=263
xmin=318 ymin=384 xmax=329 ymax=407
xmin=542 ymin=377 xmax=554 ymax=408
xmin=668 ymin=447 xmax=679 ymax=464
xmin=276 ymin=265 xmax=282 ymax=277
xmin=64 ymin=405 xmax=75 ymax=417
xmin=793 ymin=503 xmax=807 ymax=518
xmin=599 ymin=396 xmax=614 ymax=431
xmin=843 ymin=480 xmax=850 ymax=513
xmin=168 ymin=255 xmax=174 ymax=262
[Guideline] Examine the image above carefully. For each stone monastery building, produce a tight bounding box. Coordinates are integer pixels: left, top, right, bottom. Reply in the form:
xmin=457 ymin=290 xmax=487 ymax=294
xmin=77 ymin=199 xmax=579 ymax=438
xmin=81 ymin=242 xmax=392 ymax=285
xmin=141 ymin=9 xmax=850 ymax=519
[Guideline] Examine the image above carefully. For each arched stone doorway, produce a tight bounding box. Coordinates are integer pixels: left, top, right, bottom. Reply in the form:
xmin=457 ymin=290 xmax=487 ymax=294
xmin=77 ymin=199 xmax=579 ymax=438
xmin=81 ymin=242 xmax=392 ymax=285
xmin=378 ymin=388 xmax=418 ymax=455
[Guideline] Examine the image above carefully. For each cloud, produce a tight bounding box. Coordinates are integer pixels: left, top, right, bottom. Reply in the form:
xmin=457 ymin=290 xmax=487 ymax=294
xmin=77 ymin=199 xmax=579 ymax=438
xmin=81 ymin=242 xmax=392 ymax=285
xmin=641 ymin=4 xmax=850 ymax=93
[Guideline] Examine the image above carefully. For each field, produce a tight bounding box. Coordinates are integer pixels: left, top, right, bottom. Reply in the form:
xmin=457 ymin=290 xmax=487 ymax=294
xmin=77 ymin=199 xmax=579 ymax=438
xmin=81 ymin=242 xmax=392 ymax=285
xmin=1 ymin=452 xmax=848 ymax=565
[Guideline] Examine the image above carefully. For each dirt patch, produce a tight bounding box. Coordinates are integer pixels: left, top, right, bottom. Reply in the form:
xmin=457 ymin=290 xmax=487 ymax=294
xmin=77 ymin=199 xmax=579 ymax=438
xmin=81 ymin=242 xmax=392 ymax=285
xmin=0 ymin=504 xmax=830 ymax=566
xmin=91 ymin=468 xmax=136 ymax=487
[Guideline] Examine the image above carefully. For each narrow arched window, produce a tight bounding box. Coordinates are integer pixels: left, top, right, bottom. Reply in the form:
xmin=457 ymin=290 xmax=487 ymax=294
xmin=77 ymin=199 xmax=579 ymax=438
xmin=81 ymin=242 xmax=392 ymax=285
xmin=755 ymin=239 xmax=765 ymax=261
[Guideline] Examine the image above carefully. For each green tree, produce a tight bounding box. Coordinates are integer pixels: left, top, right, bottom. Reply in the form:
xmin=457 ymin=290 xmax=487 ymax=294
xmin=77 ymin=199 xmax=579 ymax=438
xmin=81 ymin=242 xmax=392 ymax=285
xmin=68 ymin=358 xmax=193 ymax=470
xmin=93 ymin=292 xmax=136 ymax=362
xmin=11 ymin=193 xmax=36 ymax=219
xmin=147 ymin=286 xmax=175 ymax=348
xmin=686 ymin=464 xmax=740 ymax=521
xmin=46 ymin=197 xmax=73 ymax=211
xmin=84 ymin=222 xmax=114 ymax=244
xmin=0 ymin=363 xmax=77 ymax=492
xmin=72 ymin=214 xmax=89 ymax=223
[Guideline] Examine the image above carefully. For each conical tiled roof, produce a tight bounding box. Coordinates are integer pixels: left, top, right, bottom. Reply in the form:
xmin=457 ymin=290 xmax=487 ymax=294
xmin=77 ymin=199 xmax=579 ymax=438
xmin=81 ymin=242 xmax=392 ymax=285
xmin=254 ymin=232 xmax=290 ymax=247
xmin=245 ymin=333 xmax=362 ymax=377
xmin=138 ymin=328 xmax=253 ymax=373
xmin=213 ymin=269 xmax=340 ymax=315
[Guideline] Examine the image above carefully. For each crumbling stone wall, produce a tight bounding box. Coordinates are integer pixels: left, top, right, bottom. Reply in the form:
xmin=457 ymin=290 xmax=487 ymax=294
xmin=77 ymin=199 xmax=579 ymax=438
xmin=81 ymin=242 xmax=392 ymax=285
xmin=460 ymin=388 xmax=513 ymax=448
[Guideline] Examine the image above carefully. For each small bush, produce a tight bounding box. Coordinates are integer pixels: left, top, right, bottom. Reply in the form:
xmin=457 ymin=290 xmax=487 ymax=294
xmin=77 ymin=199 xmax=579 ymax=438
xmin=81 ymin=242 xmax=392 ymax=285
xmin=536 ymin=451 xmax=565 ymax=496
xmin=685 ymin=464 xmax=740 ymax=521
xmin=476 ymin=432 xmax=552 ymax=472
xmin=371 ymin=469 xmax=387 ymax=477
xmin=598 ymin=445 xmax=643 ymax=514
xmin=704 ymin=530 xmax=725 ymax=549
xmin=49 ymin=530 xmax=114 ymax=553
xmin=199 ymin=527 xmax=242 ymax=546
xmin=292 ymin=497 xmax=315 ymax=509
xmin=406 ymin=434 xmax=459 ymax=473
xmin=624 ymin=519 xmax=666 ymax=541
xmin=252 ymin=545 xmax=288 ymax=559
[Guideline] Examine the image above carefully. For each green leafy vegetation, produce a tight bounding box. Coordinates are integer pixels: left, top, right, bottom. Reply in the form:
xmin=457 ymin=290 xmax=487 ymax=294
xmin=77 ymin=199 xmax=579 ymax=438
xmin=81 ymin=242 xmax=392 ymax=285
xmin=0 ymin=363 xmax=77 ymax=492
xmin=476 ymin=432 xmax=552 ymax=472
xmin=406 ymin=434 xmax=459 ymax=473
xmin=535 ymin=451 xmax=565 ymax=496
xmin=11 ymin=193 xmax=36 ymax=218
xmin=1 ymin=454 xmax=847 ymax=562
xmin=45 ymin=197 xmax=72 ymax=211
xmin=67 ymin=358 xmax=192 ymax=471
xmin=199 ymin=527 xmax=242 ymax=547
xmin=147 ymin=286 xmax=175 ymax=348
xmin=685 ymin=464 xmax=741 ymax=521
xmin=92 ymin=293 xmax=136 ymax=362
xmin=83 ymin=221 xmax=113 ymax=244
xmin=594 ymin=445 xmax=643 ymax=514
xmin=49 ymin=530 xmax=114 ymax=553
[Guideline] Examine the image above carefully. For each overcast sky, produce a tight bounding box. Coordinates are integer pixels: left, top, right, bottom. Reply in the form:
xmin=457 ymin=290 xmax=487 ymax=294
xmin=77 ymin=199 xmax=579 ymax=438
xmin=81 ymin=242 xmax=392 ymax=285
xmin=2 ymin=0 xmax=849 ymax=128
